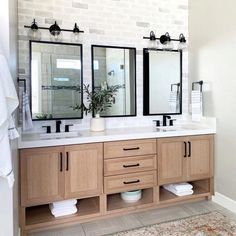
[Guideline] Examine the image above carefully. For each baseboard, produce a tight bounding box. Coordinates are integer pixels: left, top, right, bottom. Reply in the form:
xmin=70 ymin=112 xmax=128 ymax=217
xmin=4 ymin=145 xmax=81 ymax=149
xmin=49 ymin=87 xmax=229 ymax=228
xmin=212 ymin=192 xmax=236 ymax=214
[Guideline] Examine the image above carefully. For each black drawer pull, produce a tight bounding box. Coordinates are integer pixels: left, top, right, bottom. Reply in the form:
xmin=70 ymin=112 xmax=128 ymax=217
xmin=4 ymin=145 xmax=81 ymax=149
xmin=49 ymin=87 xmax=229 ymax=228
xmin=184 ymin=142 xmax=187 ymax=157
xmin=123 ymin=147 xmax=140 ymax=151
xmin=66 ymin=152 xmax=69 ymax=171
xmin=123 ymin=180 xmax=140 ymax=185
xmin=123 ymin=163 xmax=140 ymax=168
xmin=188 ymin=141 xmax=191 ymax=157
xmin=60 ymin=152 xmax=63 ymax=172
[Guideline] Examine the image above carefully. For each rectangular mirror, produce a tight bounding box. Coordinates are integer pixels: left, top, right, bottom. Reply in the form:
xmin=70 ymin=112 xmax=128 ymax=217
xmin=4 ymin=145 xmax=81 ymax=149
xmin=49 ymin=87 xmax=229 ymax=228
xmin=92 ymin=45 xmax=136 ymax=117
xmin=143 ymin=49 xmax=182 ymax=115
xmin=30 ymin=40 xmax=83 ymax=120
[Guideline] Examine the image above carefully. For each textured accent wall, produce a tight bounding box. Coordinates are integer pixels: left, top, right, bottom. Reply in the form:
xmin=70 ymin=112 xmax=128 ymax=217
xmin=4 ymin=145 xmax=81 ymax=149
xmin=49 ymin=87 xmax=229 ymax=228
xmin=18 ymin=0 xmax=188 ymax=131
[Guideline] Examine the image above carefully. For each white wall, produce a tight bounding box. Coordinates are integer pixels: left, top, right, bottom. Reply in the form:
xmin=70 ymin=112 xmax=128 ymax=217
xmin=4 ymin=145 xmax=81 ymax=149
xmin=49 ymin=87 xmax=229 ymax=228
xmin=0 ymin=0 xmax=18 ymax=236
xmin=189 ymin=0 xmax=236 ymax=200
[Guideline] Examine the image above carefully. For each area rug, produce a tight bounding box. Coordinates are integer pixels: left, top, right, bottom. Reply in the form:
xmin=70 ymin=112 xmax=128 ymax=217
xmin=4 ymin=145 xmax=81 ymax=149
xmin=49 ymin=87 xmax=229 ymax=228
xmin=109 ymin=212 xmax=236 ymax=236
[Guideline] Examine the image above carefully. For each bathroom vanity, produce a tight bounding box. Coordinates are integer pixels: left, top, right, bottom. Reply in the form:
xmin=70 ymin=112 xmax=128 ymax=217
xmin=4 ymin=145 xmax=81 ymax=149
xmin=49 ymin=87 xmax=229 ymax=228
xmin=18 ymin=124 xmax=215 ymax=236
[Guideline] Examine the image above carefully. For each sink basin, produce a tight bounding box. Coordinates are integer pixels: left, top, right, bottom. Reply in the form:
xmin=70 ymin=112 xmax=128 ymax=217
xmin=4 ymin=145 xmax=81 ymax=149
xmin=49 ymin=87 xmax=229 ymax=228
xmin=40 ymin=131 xmax=80 ymax=139
xmin=156 ymin=126 xmax=182 ymax=132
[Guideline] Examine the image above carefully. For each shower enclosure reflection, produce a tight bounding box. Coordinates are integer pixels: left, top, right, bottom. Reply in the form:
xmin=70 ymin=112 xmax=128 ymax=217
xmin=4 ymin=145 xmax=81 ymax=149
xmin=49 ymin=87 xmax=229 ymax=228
xmin=30 ymin=41 xmax=83 ymax=120
xmin=92 ymin=45 xmax=136 ymax=117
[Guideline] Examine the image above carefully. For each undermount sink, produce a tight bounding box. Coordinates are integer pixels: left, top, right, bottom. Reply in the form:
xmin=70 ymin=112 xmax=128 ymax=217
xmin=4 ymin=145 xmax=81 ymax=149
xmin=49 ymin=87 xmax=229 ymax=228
xmin=156 ymin=126 xmax=182 ymax=132
xmin=39 ymin=131 xmax=80 ymax=139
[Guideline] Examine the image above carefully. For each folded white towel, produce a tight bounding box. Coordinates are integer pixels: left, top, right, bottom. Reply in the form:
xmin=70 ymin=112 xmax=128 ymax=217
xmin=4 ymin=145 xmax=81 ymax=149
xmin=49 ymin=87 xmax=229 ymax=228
xmin=52 ymin=199 xmax=77 ymax=208
xmin=163 ymin=185 xmax=194 ymax=197
xmin=49 ymin=204 xmax=77 ymax=217
xmin=22 ymin=91 xmax=33 ymax=131
xmin=165 ymin=183 xmax=193 ymax=192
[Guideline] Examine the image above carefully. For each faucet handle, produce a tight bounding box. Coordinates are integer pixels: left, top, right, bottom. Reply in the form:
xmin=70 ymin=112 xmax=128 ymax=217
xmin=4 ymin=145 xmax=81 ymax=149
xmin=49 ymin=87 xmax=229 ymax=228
xmin=42 ymin=126 xmax=51 ymax=133
xmin=169 ymin=119 xmax=176 ymax=126
xmin=65 ymin=124 xmax=73 ymax=132
xmin=153 ymin=120 xmax=160 ymax=127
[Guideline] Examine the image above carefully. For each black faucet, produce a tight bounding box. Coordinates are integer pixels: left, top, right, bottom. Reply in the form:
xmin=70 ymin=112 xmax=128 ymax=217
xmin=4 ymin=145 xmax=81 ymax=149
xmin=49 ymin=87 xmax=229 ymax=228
xmin=163 ymin=115 xmax=171 ymax=126
xmin=56 ymin=120 xmax=62 ymax=133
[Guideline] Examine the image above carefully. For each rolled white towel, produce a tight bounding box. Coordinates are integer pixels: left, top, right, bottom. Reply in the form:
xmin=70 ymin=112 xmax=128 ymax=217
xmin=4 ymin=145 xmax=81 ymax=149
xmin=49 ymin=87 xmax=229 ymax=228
xmin=168 ymin=183 xmax=193 ymax=192
xmin=49 ymin=204 xmax=78 ymax=217
xmin=52 ymin=199 xmax=77 ymax=208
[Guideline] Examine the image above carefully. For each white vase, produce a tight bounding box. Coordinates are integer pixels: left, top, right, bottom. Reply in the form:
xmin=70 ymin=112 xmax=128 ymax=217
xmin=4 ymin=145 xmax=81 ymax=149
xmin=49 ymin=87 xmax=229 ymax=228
xmin=90 ymin=114 xmax=105 ymax=132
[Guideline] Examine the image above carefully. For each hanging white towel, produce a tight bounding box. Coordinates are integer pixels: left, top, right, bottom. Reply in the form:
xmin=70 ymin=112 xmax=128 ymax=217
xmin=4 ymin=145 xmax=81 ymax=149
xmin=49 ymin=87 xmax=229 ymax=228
xmin=22 ymin=91 xmax=33 ymax=131
xmin=191 ymin=90 xmax=203 ymax=121
xmin=169 ymin=91 xmax=180 ymax=113
xmin=0 ymin=49 xmax=19 ymax=188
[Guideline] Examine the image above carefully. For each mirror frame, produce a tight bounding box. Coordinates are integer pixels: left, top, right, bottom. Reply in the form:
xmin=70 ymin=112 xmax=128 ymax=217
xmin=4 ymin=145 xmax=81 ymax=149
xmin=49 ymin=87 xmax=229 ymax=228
xmin=91 ymin=44 xmax=137 ymax=118
xmin=143 ymin=48 xmax=183 ymax=116
xmin=29 ymin=40 xmax=83 ymax=121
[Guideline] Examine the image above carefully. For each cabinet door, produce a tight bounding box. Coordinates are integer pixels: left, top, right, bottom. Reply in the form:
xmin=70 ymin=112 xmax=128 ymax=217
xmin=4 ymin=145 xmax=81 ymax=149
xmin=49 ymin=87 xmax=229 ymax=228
xmin=65 ymin=143 xmax=103 ymax=199
xmin=20 ymin=147 xmax=65 ymax=207
xmin=187 ymin=135 xmax=213 ymax=180
xmin=158 ymin=137 xmax=186 ymax=185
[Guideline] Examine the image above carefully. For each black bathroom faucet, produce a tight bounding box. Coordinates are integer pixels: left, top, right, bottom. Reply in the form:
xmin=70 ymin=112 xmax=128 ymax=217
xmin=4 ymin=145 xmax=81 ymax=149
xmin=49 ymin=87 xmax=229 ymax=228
xmin=163 ymin=115 xmax=171 ymax=126
xmin=56 ymin=120 xmax=62 ymax=133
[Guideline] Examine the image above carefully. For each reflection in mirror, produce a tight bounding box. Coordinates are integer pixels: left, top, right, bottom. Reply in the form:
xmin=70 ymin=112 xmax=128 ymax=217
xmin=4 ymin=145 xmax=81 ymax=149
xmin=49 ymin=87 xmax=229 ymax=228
xmin=30 ymin=41 xmax=83 ymax=120
xmin=143 ymin=49 xmax=182 ymax=115
xmin=92 ymin=45 xmax=136 ymax=117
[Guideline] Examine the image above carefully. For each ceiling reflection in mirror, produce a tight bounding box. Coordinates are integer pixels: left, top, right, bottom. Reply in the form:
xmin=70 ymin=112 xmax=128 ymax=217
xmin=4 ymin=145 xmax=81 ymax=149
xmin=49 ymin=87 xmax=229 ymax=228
xmin=143 ymin=49 xmax=182 ymax=115
xmin=92 ymin=45 xmax=136 ymax=117
xmin=30 ymin=41 xmax=83 ymax=120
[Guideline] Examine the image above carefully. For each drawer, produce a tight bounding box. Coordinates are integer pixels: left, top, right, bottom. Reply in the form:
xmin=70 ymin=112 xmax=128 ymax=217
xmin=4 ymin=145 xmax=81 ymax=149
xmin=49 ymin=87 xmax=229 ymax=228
xmin=104 ymin=155 xmax=157 ymax=176
xmin=104 ymin=139 xmax=156 ymax=159
xmin=104 ymin=171 xmax=157 ymax=194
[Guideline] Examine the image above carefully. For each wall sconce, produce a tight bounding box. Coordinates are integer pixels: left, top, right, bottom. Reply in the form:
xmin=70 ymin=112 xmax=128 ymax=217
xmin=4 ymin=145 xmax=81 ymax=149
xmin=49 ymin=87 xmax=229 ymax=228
xmin=143 ymin=31 xmax=187 ymax=50
xmin=24 ymin=19 xmax=84 ymax=41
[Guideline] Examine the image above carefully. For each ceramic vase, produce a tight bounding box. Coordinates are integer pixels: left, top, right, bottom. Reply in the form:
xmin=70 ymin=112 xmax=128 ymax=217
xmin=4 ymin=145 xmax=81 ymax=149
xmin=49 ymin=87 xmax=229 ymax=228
xmin=90 ymin=114 xmax=105 ymax=132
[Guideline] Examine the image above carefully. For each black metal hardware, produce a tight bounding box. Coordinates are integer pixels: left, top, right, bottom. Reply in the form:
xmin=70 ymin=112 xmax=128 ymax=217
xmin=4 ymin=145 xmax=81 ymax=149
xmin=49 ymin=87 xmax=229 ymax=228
xmin=169 ymin=119 xmax=176 ymax=126
xmin=153 ymin=120 xmax=160 ymax=127
xmin=42 ymin=126 xmax=51 ymax=133
xmin=188 ymin=141 xmax=191 ymax=157
xmin=65 ymin=124 xmax=73 ymax=132
xmin=24 ymin=19 xmax=84 ymax=36
xmin=123 ymin=180 xmax=140 ymax=185
xmin=56 ymin=120 xmax=62 ymax=133
xmin=66 ymin=152 xmax=69 ymax=171
xmin=60 ymin=152 xmax=63 ymax=172
xmin=163 ymin=115 xmax=171 ymax=126
xmin=192 ymin=80 xmax=203 ymax=92
xmin=123 ymin=147 xmax=140 ymax=151
xmin=17 ymin=78 xmax=26 ymax=92
xmin=123 ymin=164 xmax=140 ymax=168
xmin=171 ymin=83 xmax=180 ymax=92
xmin=184 ymin=142 xmax=187 ymax=157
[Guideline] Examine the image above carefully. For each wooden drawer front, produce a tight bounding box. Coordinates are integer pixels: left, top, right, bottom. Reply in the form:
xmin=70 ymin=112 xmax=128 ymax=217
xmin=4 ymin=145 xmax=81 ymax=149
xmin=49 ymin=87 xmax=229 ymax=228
xmin=104 ymin=155 xmax=157 ymax=176
xmin=104 ymin=171 xmax=157 ymax=194
xmin=104 ymin=139 xmax=156 ymax=159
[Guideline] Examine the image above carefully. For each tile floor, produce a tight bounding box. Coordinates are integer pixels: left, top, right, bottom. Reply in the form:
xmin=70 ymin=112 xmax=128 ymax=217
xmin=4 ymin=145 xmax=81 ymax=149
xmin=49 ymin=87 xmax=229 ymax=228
xmin=29 ymin=200 xmax=236 ymax=236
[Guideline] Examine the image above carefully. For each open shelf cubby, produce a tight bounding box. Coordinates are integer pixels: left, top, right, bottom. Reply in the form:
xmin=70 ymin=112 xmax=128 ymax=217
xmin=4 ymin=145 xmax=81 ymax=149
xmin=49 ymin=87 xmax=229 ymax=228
xmin=25 ymin=196 xmax=100 ymax=227
xmin=107 ymin=188 xmax=154 ymax=212
xmin=159 ymin=179 xmax=211 ymax=204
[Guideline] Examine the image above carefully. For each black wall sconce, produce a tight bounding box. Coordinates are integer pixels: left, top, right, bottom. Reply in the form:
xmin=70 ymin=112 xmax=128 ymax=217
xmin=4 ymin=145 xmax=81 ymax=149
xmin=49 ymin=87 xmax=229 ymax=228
xmin=143 ymin=31 xmax=187 ymax=50
xmin=24 ymin=19 xmax=84 ymax=41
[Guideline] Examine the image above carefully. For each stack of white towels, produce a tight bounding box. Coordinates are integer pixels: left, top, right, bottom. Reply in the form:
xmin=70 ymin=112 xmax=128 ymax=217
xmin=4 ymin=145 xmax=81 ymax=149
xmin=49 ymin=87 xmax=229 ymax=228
xmin=49 ymin=199 xmax=78 ymax=217
xmin=163 ymin=182 xmax=193 ymax=196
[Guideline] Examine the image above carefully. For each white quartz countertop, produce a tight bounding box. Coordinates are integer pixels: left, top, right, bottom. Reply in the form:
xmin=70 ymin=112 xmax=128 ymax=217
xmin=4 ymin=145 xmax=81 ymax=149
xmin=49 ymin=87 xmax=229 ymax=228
xmin=18 ymin=120 xmax=216 ymax=149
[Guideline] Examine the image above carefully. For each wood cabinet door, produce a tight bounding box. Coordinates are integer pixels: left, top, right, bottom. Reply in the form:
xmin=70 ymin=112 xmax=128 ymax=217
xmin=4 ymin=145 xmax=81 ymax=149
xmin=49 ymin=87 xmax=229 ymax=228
xmin=158 ymin=137 xmax=186 ymax=185
xmin=187 ymin=135 xmax=213 ymax=181
xmin=64 ymin=143 xmax=103 ymax=199
xmin=20 ymin=147 xmax=65 ymax=207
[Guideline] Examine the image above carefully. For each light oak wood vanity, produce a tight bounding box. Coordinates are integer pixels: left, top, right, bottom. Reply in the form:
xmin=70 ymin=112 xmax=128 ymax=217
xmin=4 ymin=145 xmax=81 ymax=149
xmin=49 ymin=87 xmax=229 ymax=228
xmin=18 ymin=127 xmax=214 ymax=236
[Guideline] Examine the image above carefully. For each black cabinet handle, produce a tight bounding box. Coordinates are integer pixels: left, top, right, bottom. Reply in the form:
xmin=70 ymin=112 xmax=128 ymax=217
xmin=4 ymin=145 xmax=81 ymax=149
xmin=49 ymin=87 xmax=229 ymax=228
xmin=123 ymin=180 xmax=140 ymax=185
xmin=184 ymin=142 xmax=187 ymax=157
xmin=60 ymin=152 xmax=63 ymax=172
xmin=123 ymin=147 xmax=140 ymax=151
xmin=66 ymin=152 xmax=69 ymax=171
xmin=123 ymin=163 xmax=140 ymax=168
xmin=188 ymin=141 xmax=191 ymax=157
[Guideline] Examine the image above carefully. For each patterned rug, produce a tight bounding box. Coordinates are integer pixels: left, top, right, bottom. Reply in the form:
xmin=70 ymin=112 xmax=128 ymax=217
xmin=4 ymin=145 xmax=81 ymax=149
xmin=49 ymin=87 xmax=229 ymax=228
xmin=109 ymin=212 xmax=236 ymax=236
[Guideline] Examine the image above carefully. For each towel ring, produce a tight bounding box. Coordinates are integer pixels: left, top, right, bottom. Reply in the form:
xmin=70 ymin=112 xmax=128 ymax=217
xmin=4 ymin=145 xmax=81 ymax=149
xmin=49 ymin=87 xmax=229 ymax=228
xmin=17 ymin=78 xmax=26 ymax=92
xmin=192 ymin=80 xmax=203 ymax=92
xmin=171 ymin=83 xmax=180 ymax=92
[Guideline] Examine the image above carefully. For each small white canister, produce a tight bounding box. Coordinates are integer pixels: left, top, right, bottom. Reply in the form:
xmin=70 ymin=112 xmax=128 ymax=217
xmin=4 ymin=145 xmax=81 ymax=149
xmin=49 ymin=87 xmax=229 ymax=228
xmin=90 ymin=114 xmax=105 ymax=132
xmin=121 ymin=190 xmax=142 ymax=203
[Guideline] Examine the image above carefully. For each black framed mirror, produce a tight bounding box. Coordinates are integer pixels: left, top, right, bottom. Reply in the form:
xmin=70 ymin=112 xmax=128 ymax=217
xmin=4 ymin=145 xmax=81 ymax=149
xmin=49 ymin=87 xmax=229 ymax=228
xmin=91 ymin=45 xmax=136 ymax=117
xmin=143 ymin=49 xmax=182 ymax=115
xmin=30 ymin=40 xmax=83 ymax=120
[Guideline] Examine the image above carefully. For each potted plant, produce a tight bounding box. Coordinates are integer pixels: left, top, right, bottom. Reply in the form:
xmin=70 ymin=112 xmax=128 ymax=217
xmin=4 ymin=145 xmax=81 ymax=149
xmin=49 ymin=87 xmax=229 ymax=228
xmin=73 ymin=83 xmax=121 ymax=131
